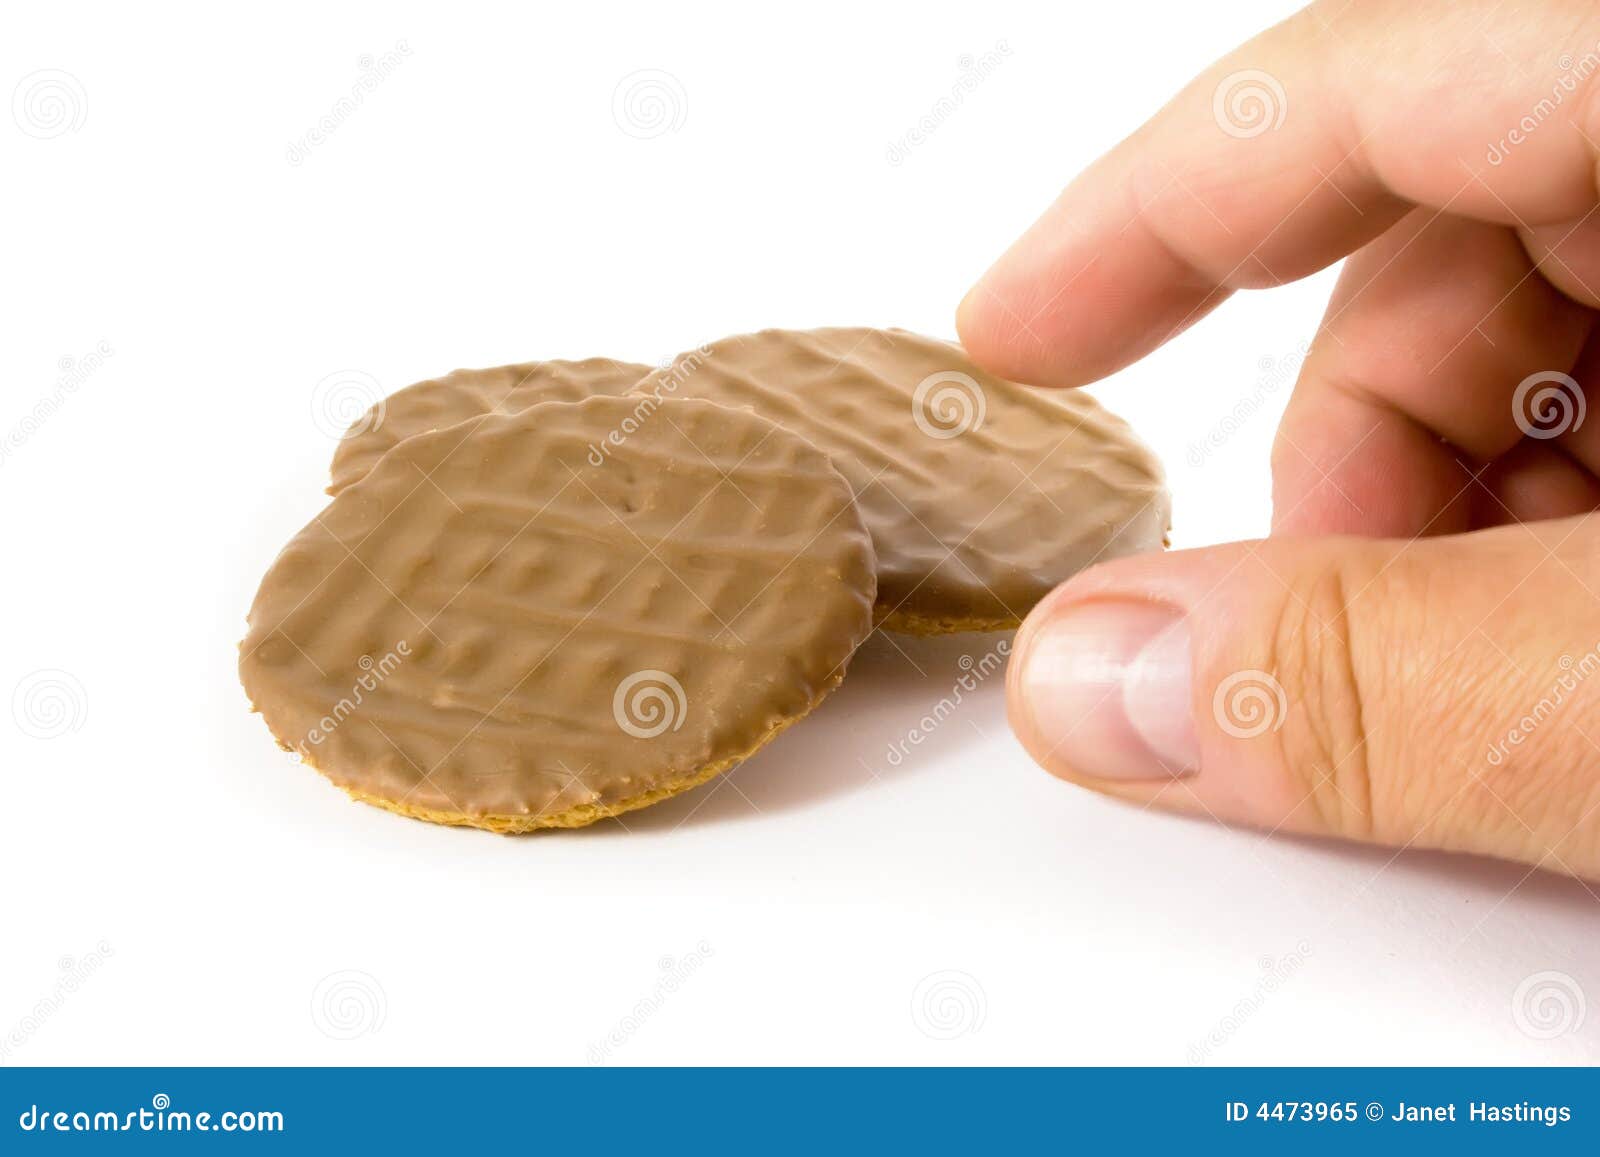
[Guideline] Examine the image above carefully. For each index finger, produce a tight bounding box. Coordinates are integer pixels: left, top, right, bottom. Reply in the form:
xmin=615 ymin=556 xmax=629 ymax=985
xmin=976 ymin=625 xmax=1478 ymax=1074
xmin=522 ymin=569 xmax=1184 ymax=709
xmin=957 ymin=1 xmax=1600 ymax=387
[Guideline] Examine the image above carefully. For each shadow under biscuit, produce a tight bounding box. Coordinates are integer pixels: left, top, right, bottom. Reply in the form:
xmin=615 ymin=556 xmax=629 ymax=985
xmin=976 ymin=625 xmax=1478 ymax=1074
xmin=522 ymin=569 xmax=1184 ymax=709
xmin=586 ymin=629 xmax=1015 ymax=834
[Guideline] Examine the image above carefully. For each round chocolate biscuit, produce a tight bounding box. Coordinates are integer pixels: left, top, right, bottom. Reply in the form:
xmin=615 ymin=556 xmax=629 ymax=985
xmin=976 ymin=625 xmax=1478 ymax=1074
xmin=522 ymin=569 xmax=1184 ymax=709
xmin=328 ymin=358 xmax=651 ymax=494
xmin=243 ymin=396 xmax=877 ymax=832
xmin=632 ymin=327 xmax=1170 ymax=633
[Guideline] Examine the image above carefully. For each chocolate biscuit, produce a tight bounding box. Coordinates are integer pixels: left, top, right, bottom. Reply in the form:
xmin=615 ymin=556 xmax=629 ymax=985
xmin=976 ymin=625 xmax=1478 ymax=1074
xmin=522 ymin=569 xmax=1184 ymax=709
xmin=243 ymin=395 xmax=877 ymax=831
xmin=328 ymin=358 xmax=651 ymax=493
xmin=631 ymin=327 xmax=1170 ymax=633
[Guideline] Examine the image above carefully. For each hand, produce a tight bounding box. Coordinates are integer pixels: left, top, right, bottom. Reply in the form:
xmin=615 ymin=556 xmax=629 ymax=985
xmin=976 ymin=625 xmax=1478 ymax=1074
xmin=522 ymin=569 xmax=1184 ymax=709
xmin=960 ymin=0 xmax=1600 ymax=877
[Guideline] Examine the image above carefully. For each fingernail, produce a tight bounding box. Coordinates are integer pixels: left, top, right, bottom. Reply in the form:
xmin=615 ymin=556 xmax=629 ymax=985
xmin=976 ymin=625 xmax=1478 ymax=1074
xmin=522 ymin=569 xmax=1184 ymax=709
xmin=1012 ymin=599 xmax=1198 ymax=780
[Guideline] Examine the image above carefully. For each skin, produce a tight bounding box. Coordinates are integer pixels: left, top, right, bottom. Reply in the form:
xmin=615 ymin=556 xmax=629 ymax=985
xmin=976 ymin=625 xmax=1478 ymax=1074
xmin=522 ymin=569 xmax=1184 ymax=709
xmin=962 ymin=0 xmax=1600 ymax=877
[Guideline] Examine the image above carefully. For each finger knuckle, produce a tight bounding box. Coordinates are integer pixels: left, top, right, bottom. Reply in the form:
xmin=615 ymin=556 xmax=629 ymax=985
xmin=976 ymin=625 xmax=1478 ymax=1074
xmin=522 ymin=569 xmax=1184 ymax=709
xmin=1263 ymin=557 xmax=1379 ymax=840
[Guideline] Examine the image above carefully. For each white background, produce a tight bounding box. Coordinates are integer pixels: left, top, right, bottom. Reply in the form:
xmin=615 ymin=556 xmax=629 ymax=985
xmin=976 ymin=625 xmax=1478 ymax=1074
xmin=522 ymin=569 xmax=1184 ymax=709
xmin=3 ymin=0 xmax=1596 ymax=1066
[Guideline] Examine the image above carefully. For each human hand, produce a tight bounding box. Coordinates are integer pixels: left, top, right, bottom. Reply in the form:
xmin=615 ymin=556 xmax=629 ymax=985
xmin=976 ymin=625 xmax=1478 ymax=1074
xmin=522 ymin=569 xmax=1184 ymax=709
xmin=959 ymin=0 xmax=1600 ymax=876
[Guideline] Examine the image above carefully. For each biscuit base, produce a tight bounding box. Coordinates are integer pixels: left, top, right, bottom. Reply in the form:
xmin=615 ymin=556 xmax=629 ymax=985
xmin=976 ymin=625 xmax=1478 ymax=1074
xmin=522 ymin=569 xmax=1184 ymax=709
xmin=878 ymin=605 xmax=1020 ymax=637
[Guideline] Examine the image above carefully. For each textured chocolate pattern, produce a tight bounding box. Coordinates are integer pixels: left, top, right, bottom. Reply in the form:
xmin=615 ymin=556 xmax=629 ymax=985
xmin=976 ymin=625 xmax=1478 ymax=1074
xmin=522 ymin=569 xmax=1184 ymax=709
xmin=243 ymin=396 xmax=877 ymax=831
xmin=632 ymin=328 xmax=1170 ymax=632
xmin=328 ymin=358 xmax=651 ymax=494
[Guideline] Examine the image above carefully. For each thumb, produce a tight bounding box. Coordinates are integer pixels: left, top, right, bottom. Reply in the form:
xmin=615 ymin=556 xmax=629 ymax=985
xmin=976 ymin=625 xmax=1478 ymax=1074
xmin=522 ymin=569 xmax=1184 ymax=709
xmin=1007 ymin=515 xmax=1600 ymax=878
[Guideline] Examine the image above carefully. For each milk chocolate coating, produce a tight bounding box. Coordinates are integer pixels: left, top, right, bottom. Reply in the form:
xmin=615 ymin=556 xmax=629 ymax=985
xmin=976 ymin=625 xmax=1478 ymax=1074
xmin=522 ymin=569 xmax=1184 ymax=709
xmin=632 ymin=328 xmax=1170 ymax=632
xmin=328 ymin=358 xmax=651 ymax=494
xmin=243 ymin=396 xmax=877 ymax=830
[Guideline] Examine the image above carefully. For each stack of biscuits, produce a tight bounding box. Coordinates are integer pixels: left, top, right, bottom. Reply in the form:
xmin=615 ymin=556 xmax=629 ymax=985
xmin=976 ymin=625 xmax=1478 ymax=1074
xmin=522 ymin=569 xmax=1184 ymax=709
xmin=240 ymin=327 xmax=1169 ymax=832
